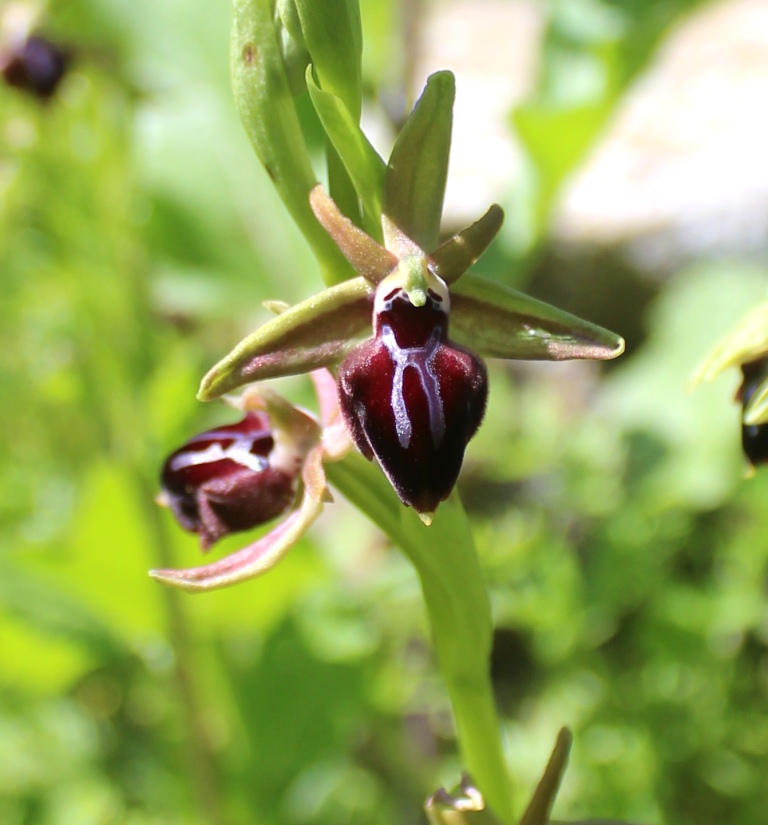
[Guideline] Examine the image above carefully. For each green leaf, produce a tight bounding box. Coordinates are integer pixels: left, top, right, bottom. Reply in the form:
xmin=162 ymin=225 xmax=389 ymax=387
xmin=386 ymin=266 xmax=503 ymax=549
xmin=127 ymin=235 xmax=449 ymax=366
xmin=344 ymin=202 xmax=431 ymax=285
xmin=451 ymin=274 xmax=625 ymax=362
xmin=430 ymin=205 xmax=505 ymax=284
xmin=326 ymin=141 xmax=364 ymax=229
xmin=519 ymin=728 xmax=572 ymax=825
xmin=293 ymin=0 xmax=363 ymax=118
xmin=306 ymin=68 xmax=386 ymax=238
xmin=275 ymin=0 xmax=311 ymax=95
xmin=231 ymin=0 xmax=354 ymax=284
xmin=383 ymin=71 xmax=455 ymax=252
xmin=198 ymin=277 xmax=374 ymax=400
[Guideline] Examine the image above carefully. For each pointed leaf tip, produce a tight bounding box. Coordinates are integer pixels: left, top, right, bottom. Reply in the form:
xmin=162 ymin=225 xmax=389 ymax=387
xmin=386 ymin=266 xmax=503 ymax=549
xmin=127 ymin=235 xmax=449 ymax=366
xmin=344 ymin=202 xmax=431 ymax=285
xmin=519 ymin=727 xmax=573 ymax=825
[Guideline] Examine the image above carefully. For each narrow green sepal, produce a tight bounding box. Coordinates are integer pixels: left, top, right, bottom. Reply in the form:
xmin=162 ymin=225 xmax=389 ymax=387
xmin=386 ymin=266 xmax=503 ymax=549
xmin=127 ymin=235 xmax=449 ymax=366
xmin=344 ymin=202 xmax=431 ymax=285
xmin=430 ymin=205 xmax=505 ymax=284
xmin=293 ymin=0 xmax=362 ymax=118
xmin=383 ymin=71 xmax=455 ymax=252
xmin=198 ymin=277 xmax=374 ymax=400
xmin=306 ymin=72 xmax=386 ymax=238
xmin=309 ymin=185 xmax=397 ymax=282
xmin=451 ymin=275 xmax=625 ymax=362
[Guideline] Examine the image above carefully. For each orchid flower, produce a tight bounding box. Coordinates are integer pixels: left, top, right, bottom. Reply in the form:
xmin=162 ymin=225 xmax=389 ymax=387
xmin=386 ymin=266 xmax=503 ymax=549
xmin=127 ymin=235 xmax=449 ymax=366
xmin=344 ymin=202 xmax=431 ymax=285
xmin=150 ymin=5 xmax=626 ymax=819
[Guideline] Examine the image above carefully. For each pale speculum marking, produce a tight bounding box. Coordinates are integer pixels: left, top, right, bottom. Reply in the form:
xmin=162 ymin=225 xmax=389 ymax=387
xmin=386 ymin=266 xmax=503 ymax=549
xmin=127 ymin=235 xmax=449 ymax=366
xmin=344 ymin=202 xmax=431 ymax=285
xmin=380 ymin=325 xmax=446 ymax=450
xmin=170 ymin=439 xmax=269 ymax=475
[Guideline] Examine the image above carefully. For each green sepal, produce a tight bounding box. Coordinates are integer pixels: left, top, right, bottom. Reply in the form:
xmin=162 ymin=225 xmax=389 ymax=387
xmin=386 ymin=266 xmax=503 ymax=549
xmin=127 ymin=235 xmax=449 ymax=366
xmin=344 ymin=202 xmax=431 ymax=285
xmin=430 ymin=205 xmax=504 ymax=284
xmin=293 ymin=0 xmax=362 ymax=118
xmin=451 ymin=274 xmax=625 ymax=362
xmin=231 ymin=0 xmax=353 ymax=285
xmin=306 ymin=69 xmax=386 ymax=238
xmin=198 ymin=277 xmax=373 ymax=400
xmin=383 ymin=71 xmax=455 ymax=252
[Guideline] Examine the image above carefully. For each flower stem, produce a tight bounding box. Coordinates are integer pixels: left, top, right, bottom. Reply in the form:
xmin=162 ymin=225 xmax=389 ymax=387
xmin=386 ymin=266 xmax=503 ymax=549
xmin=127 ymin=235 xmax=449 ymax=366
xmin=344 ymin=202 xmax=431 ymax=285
xmin=325 ymin=454 xmax=514 ymax=822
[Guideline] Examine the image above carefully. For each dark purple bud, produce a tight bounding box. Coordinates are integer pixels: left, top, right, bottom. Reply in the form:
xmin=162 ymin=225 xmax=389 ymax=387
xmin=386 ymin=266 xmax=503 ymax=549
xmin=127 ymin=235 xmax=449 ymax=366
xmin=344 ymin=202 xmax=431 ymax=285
xmin=338 ymin=275 xmax=487 ymax=516
xmin=740 ymin=359 xmax=768 ymax=466
xmin=160 ymin=413 xmax=298 ymax=550
xmin=1 ymin=36 xmax=68 ymax=99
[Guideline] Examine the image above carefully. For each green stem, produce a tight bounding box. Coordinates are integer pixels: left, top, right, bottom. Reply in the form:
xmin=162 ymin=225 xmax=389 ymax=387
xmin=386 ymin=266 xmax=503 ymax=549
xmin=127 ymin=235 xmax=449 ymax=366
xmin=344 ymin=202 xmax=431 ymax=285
xmin=231 ymin=0 xmax=354 ymax=285
xmin=325 ymin=454 xmax=514 ymax=823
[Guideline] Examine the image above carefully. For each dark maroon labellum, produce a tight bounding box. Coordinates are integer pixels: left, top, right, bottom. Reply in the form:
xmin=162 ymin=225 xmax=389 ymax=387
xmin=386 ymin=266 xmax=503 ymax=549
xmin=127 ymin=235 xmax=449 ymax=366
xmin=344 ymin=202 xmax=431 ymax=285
xmin=740 ymin=359 xmax=768 ymax=467
xmin=160 ymin=413 xmax=297 ymax=550
xmin=1 ymin=36 xmax=68 ymax=99
xmin=338 ymin=282 xmax=487 ymax=515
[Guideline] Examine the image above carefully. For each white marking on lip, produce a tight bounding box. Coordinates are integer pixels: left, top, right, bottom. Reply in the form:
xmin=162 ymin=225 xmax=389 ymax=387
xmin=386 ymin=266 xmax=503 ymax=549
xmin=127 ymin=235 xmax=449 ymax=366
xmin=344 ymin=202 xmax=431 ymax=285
xmin=170 ymin=440 xmax=269 ymax=474
xmin=380 ymin=325 xmax=445 ymax=450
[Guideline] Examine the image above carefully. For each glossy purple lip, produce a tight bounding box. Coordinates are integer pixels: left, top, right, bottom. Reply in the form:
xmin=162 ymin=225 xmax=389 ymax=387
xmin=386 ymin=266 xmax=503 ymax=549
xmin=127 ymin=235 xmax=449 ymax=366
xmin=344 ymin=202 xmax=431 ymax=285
xmin=338 ymin=287 xmax=487 ymax=515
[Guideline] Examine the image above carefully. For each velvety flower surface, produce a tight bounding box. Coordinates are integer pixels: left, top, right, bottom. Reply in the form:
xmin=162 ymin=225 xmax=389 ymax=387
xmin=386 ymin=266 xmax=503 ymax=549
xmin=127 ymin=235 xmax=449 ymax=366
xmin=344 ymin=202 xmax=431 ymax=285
xmin=160 ymin=412 xmax=298 ymax=550
xmin=338 ymin=274 xmax=487 ymax=516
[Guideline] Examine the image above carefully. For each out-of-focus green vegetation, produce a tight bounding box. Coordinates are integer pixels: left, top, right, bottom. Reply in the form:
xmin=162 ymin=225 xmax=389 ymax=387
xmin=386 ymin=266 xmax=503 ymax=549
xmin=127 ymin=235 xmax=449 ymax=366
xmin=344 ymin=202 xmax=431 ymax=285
xmin=2 ymin=0 xmax=767 ymax=823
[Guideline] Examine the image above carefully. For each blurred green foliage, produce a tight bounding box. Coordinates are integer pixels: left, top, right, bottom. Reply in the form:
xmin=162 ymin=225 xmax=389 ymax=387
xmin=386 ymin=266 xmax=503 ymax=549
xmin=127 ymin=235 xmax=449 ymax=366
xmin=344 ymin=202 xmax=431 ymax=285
xmin=2 ymin=0 xmax=767 ymax=824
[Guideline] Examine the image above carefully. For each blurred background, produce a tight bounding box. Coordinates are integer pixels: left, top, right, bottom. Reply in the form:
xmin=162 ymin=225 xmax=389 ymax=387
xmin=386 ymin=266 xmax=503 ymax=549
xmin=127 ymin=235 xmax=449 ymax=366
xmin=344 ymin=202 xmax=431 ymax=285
xmin=2 ymin=0 xmax=768 ymax=822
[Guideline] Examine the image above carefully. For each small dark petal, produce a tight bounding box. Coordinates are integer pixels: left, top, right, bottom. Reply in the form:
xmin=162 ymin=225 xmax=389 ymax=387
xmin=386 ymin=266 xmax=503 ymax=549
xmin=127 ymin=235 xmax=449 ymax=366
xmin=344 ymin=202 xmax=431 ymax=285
xmin=2 ymin=36 xmax=68 ymax=99
xmin=161 ymin=413 xmax=297 ymax=550
xmin=741 ymin=359 xmax=768 ymax=466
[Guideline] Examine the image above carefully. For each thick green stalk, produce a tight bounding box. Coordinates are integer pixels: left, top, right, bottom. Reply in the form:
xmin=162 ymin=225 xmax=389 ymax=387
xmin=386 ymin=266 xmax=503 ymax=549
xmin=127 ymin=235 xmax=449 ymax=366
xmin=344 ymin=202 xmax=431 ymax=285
xmin=231 ymin=0 xmax=354 ymax=285
xmin=325 ymin=454 xmax=514 ymax=823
